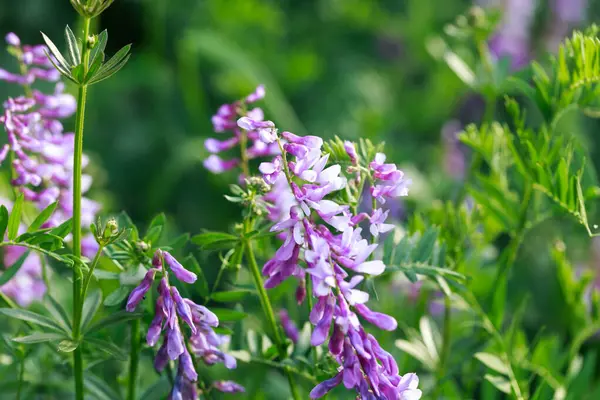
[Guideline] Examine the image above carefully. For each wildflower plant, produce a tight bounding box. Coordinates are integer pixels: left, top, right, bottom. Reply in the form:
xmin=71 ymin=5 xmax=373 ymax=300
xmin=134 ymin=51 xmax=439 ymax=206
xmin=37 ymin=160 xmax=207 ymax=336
xmin=2 ymin=3 xmax=600 ymax=400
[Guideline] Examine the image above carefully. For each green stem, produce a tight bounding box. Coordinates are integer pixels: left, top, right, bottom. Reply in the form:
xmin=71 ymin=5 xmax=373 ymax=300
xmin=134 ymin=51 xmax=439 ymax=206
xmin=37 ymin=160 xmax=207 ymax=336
xmin=127 ymin=318 xmax=140 ymax=400
xmin=72 ymin=16 xmax=92 ymax=400
xmin=16 ymin=356 xmax=25 ymax=400
xmin=433 ymin=295 xmax=452 ymax=398
xmin=305 ymin=277 xmax=317 ymax=365
xmin=239 ymin=129 xmax=250 ymax=178
xmin=489 ymin=183 xmax=532 ymax=327
xmin=243 ymin=231 xmax=302 ymax=400
xmin=80 ymin=245 xmax=104 ymax=305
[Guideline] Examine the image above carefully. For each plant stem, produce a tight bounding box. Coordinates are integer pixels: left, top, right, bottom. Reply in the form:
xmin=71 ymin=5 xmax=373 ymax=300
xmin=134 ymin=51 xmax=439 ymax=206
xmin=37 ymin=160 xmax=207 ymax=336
xmin=72 ymin=16 xmax=92 ymax=400
xmin=80 ymin=245 xmax=104 ymax=305
xmin=127 ymin=318 xmax=140 ymax=400
xmin=243 ymin=230 xmax=302 ymax=400
xmin=239 ymin=129 xmax=250 ymax=178
xmin=16 ymin=356 xmax=25 ymax=400
xmin=489 ymin=182 xmax=532 ymax=327
xmin=433 ymin=295 xmax=452 ymax=398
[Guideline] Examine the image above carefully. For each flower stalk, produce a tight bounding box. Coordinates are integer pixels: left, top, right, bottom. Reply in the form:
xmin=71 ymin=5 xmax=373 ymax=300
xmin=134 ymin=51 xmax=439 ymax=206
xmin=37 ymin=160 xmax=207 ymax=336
xmin=242 ymin=220 xmax=302 ymax=400
xmin=71 ymin=16 xmax=92 ymax=400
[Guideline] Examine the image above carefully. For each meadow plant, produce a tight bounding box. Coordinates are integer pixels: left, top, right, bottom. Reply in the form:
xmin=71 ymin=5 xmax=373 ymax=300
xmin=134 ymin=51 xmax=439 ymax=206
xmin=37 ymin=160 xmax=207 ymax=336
xmin=2 ymin=2 xmax=600 ymax=400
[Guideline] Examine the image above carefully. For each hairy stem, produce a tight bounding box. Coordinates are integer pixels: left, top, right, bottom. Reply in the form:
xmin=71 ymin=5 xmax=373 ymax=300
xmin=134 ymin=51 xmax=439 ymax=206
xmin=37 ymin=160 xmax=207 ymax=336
xmin=127 ymin=318 xmax=140 ymax=400
xmin=72 ymin=16 xmax=92 ymax=400
xmin=243 ymin=228 xmax=302 ymax=400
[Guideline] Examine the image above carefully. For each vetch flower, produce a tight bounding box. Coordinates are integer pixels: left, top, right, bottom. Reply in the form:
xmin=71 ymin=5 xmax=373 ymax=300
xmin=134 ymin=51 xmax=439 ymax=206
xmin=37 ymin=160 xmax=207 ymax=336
xmin=125 ymin=249 xmax=239 ymax=398
xmin=203 ymin=85 xmax=279 ymax=179
xmin=256 ymin=126 xmax=420 ymax=398
xmin=0 ymin=33 xmax=100 ymax=259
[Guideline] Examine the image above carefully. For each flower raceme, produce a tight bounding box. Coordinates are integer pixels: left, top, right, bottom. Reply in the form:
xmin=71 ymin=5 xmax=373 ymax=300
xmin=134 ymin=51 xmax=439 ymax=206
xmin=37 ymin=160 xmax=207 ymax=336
xmin=0 ymin=33 xmax=100 ymax=247
xmin=203 ymin=85 xmax=279 ymax=176
xmin=0 ymin=33 xmax=100 ymax=304
xmin=258 ymin=130 xmax=420 ymax=399
xmin=202 ymin=84 xmax=418 ymax=398
xmin=125 ymin=249 xmax=242 ymax=399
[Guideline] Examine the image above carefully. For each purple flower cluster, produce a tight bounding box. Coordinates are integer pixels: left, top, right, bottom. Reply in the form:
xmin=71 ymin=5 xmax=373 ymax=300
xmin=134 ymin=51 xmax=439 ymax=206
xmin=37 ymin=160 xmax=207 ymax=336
xmin=126 ymin=249 xmax=242 ymax=399
xmin=0 ymin=33 xmax=100 ymax=256
xmin=203 ymin=85 xmax=279 ymax=177
xmin=254 ymin=127 xmax=420 ymax=398
xmin=487 ymin=0 xmax=537 ymax=70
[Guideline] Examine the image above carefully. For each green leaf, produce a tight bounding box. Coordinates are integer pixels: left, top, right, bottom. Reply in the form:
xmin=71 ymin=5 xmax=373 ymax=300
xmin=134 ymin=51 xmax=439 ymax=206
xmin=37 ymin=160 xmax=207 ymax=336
xmin=81 ymin=290 xmax=103 ymax=333
xmin=49 ymin=218 xmax=73 ymax=238
xmin=411 ymin=228 xmax=438 ymax=263
xmin=211 ymin=289 xmax=253 ymax=302
xmin=0 ymin=308 xmax=67 ymax=334
xmin=168 ymin=233 xmax=189 ymax=251
xmin=0 ymin=206 xmax=9 ymax=238
xmin=139 ymin=376 xmax=171 ymax=400
xmin=7 ymin=193 xmax=24 ymax=240
xmin=475 ymin=352 xmax=510 ymax=375
xmin=44 ymin=295 xmax=72 ymax=334
xmin=40 ymin=32 xmax=71 ymax=69
xmin=183 ymin=255 xmax=209 ymax=297
xmin=27 ymin=202 xmax=58 ymax=232
xmin=12 ymin=332 xmax=66 ymax=344
xmin=85 ymin=310 xmax=143 ymax=334
xmin=88 ymin=45 xmax=131 ymax=85
xmin=211 ymin=308 xmax=247 ymax=322
xmin=86 ymin=337 xmax=127 ymax=361
xmin=64 ymin=25 xmax=80 ymax=66
xmin=103 ymin=286 xmax=130 ymax=307
xmin=144 ymin=226 xmax=163 ymax=246
xmin=58 ymin=339 xmax=79 ymax=352
xmin=192 ymin=231 xmax=239 ymax=251
xmin=484 ymin=374 xmax=511 ymax=394
xmin=0 ymin=250 xmax=30 ymax=286
xmin=88 ymin=30 xmax=107 ymax=69
xmin=84 ymin=374 xmax=122 ymax=400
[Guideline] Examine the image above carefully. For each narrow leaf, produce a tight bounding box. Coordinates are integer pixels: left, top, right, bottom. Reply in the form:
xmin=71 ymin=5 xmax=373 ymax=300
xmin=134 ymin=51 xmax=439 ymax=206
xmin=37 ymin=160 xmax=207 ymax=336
xmin=64 ymin=25 xmax=80 ymax=66
xmin=28 ymin=202 xmax=58 ymax=232
xmin=211 ymin=308 xmax=247 ymax=322
xmin=81 ymin=290 xmax=103 ymax=332
xmin=44 ymin=295 xmax=72 ymax=333
xmin=40 ymin=32 xmax=71 ymax=69
xmin=475 ymin=352 xmax=510 ymax=375
xmin=85 ymin=310 xmax=143 ymax=334
xmin=0 ymin=206 xmax=9 ymax=238
xmin=88 ymin=30 xmax=108 ymax=69
xmin=87 ymin=337 xmax=127 ymax=361
xmin=8 ymin=193 xmax=24 ymax=240
xmin=12 ymin=332 xmax=66 ymax=344
xmin=211 ymin=289 xmax=253 ymax=302
xmin=104 ymin=286 xmax=130 ymax=307
xmin=0 ymin=308 xmax=67 ymax=333
xmin=0 ymin=250 xmax=30 ymax=286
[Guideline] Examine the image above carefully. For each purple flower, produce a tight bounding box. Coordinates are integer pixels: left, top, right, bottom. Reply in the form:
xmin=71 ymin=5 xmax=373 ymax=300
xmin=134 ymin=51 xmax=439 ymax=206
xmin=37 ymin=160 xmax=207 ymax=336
xmin=163 ymin=251 xmax=197 ymax=284
xmin=0 ymin=34 xmax=99 ymax=263
xmin=344 ymin=140 xmax=358 ymax=165
xmin=279 ymin=309 xmax=300 ymax=343
xmin=125 ymin=249 xmax=238 ymax=396
xmin=204 ymin=85 xmax=279 ymax=179
xmin=125 ymin=268 xmax=157 ymax=312
xmin=213 ymin=380 xmax=245 ymax=394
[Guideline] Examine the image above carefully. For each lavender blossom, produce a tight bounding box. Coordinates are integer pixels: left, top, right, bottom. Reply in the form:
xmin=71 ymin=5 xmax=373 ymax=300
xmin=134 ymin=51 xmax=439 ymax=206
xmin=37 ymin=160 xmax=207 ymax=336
xmin=125 ymin=249 xmax=240 ymax=399
xmin=487 ymin=0 xmax=536 ymax=70
xmin=203 ymin=85 xmax=279 ymax=178
xmin=251 ymin=120 xmax=419 ymax=397
xmin=279 ymin=309 xmax=300 ymax=343
xmin=213 ymin=380 xmax=246 ymax=394
xmin=0 ymin=33 xmax=100 ymax=261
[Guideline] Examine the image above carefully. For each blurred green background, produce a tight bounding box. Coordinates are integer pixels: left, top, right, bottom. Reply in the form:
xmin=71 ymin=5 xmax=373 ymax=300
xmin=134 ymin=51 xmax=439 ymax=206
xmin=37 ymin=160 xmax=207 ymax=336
xmin=2 ymin=0 xmax=600 ymax=398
